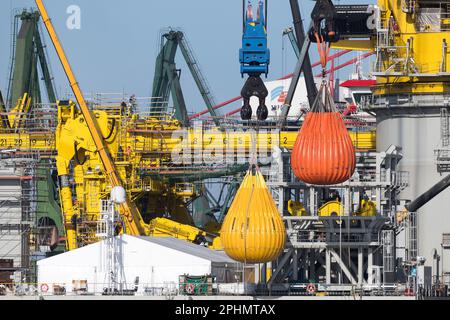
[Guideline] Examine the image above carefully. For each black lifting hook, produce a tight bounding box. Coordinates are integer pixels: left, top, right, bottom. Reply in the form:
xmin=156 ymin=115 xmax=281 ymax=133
xmin=309 ymin=0 xmax=339 ymax=43
xmin=240 ymin=75 xmax=269 ymax=121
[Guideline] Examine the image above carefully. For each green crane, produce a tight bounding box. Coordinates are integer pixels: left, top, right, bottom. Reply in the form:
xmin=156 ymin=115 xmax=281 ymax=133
xmin=3 ymin=9 xmax=63 ymax=259
xmin=6 ymin=9 xmax=56 ymax=108
xmin=0 ymin=90 xmax=8 ymax=128
xmin=151 ymin=29 xmax=221 ymax=127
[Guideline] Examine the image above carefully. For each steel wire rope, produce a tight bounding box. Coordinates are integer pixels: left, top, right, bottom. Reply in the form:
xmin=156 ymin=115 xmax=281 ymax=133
xmin=339 ymin=210 xmax=342 ymax=284
xmin=311 ymin=25 xmax=350 ymax=284
xmin=242 ymin=131 xmax=259 ymax=294
xmin=281 ymin=29 xmax=287 ymax=123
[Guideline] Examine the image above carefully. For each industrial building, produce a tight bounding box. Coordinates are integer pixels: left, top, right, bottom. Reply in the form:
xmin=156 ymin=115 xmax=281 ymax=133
xmin=1 ymin=0 xmax=450 ymax=300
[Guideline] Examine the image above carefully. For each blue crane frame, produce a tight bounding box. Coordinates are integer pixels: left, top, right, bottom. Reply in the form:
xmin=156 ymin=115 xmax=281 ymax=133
xmin=239 ymin=0 xmax=270 ymax=121
xmin=239 ymin=0 xmax=270 ymax=76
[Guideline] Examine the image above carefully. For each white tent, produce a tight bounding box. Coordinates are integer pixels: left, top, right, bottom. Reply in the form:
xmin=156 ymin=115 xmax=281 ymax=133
xmin=37 ymin=235 xmax=240 ymax=294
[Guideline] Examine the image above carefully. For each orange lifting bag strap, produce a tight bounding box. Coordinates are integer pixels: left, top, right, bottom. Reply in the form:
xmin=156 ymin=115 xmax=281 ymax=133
xmin=291 ymin=83 xmax=356 ymax=185
xmin=220 ymin=166 xmax=286 ymax=263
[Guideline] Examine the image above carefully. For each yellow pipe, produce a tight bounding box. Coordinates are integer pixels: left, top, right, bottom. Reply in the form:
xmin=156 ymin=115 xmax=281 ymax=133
xmin=60 ymin=185 xmax=77 ymax=251
xmin=35 ymin=0 xmax=146 ymax=236
xmin=266 ymin=266 xmax=272 ymax=282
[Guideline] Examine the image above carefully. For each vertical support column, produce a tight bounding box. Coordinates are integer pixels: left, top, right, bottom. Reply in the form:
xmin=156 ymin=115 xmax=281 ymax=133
xmin=368 ymin=248 xmax=374 ymax=285
xmin=353 ymin=188 xmax=360 ymax=215
xmin=278 ymin=187 xmax=284 ymax=214
xmin=344 ymin=186 xmax=351 ymax=216
xmin=310 ymin=250 xmax=316 ymax=281
xmin=255 ymin=263 xmax=260 ymax=284
xmin=277 ymin=153 xmax=284 ymax=213
xmin=375 ymin=153 xmax=383 ymax=213
xmin=358 ymin=247 xmax=363 ymax=285
xmin=309 ymin=187 xmax=315 ymax=215
xmin=293 ymin=249 xmax=298 ymax=281
xmin=266 ymin=261 xmax=272 ymax=283
xmin=304 ymin=250 xmax=309 ymax=280
xmin=326 ymin=249 xmax=331 ymax=284
xmin=261 ymin=263 xmax=267 ymax=284
xmin=297 ymin=249 xmax=305 ymax=282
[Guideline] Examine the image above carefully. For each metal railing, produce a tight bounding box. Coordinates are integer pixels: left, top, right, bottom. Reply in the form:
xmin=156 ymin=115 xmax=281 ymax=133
xmin=0 ymin=281 xmax=421 ymax=297
xmin=435 ymin=148 xmax=450 ymax=173
xmin=415 ymin=6 xmax=450 ymax=32
xmin=0 ymin=281 xmax=258 ymax=297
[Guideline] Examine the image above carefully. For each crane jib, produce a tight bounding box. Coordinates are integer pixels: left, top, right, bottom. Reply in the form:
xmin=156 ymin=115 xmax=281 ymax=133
xmin=34 ymin=0 xmax=146 ymax=237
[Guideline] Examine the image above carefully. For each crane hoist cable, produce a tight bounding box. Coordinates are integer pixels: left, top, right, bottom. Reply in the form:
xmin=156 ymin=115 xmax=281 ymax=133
xmin=290 ymin=0 xmax=356 ymax=186
xmin=310 ymin=0 xmax=338 ymax=79
xmin=314 ymin=33 xmax=331 ymax=73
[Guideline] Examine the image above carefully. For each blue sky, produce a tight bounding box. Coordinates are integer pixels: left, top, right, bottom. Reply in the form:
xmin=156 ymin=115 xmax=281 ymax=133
xmin=0 ymin=0 xmax=373 ymax=114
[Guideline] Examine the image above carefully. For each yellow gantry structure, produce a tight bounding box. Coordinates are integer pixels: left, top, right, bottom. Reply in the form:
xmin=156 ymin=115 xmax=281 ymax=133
xmin=373 ymin=0 xmax=450 ymax=96
xmin=337 ymin=0 xmax=450 ymax=96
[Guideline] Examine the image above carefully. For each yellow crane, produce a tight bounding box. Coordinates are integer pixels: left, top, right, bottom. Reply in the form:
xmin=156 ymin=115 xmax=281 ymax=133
xmin=35 ymin=0 xmax=147 ymax=249
xmin=332 ymin=0 xmax=450 ymax=215
xmin=35 ymin=0 xmax=226 ymax=251
xmin=332 ymin=0 xmax=450 ymax=94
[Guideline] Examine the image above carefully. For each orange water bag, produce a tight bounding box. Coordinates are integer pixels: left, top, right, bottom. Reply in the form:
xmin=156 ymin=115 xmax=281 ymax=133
xmin=291 ymin=83 xmax=356 ymax=185
xmin=220 ymin=167 xmax=286 ymax=263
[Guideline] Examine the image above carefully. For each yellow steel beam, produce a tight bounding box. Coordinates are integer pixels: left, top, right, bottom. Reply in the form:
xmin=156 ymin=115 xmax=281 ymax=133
xmin=0 ymin=133 xmax=55 ymax=150
xmin=130 ymin=130 xmax=376 ymax=153
xmin=0 ymin=128 xmax=376 ymax=154
xmin=331 ymin=40 xmax=375 ymax=52
xmin=8 ymin=93 xmax=31 ymax=129
xmin=35 ymin=0 xmax=146 ymax=236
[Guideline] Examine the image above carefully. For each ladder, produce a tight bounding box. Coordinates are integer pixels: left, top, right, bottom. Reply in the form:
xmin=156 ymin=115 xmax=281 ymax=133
xmin=382 ymin=230 xmax=395 ymax=273
xmin=441 ymin=108 xmax=449 ymax=147
xmin=404 ymin=212 xmax=418 ymax=263
xmin=436 ymin=109 xmax=450 ymax=172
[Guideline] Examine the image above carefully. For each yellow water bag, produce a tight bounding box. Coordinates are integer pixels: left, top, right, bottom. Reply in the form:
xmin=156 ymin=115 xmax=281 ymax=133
xmin=220 ymin=168 xmax=286 ymax=263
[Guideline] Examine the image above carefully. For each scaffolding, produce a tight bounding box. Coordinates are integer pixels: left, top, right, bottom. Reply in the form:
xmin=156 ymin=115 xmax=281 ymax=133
xmin=0 ymin=103 xmax=59 ymax=286
xmin=0 ymin=157 xmax=38 ymax=285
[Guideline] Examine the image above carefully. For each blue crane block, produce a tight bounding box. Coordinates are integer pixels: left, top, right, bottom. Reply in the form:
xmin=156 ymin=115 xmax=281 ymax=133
xmin=239 ymin=1 xmax=270 ymax=77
